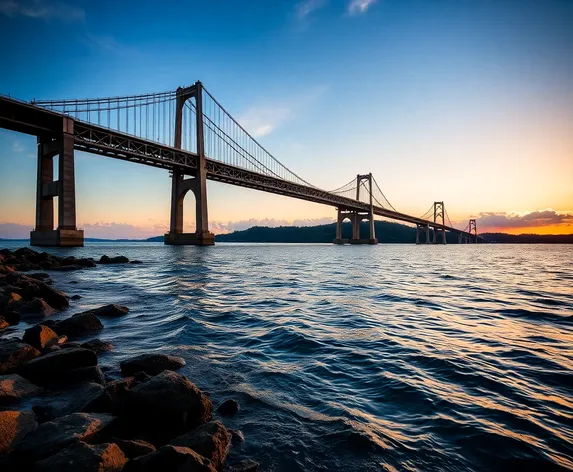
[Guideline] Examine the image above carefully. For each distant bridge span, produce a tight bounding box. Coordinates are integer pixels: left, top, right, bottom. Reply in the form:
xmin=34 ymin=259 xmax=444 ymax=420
xmin=0 ymin=82 xmax=480 ymax=246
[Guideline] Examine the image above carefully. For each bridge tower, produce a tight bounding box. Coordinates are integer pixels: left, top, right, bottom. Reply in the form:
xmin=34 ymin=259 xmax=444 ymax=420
xmin=415 ymin=223 xmax=430 ymax=244
xmin=469 ymin=218 xmax=478 ymax=243
xmin=334 ymin=173 xmax=378 ymax=245
xmin=432 ymin=201 xmax=447 ymax=244
xmin=30 ymin=117 xmax=84 ymax=247
xmin=164 ymin=81 xmax=215 ymax=245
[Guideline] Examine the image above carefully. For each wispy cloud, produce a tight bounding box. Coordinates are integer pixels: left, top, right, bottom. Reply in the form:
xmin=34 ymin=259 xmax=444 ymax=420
xmin=471 ymin=209 xmax=573 ymax=232
xmin=0 ymin=0 xmax=85 ymax=22
xmin=82 ymin=33 xmax=135 ymax=55
xmin=238 ymin=106 xmax=293 ymax=138
xmin=12 ymin=140 xmax=24 ymax=153
xmin=347 ymin=0 xmax=376 ymax=15
xmin=295 ymin=0 xmax=327 ymax=20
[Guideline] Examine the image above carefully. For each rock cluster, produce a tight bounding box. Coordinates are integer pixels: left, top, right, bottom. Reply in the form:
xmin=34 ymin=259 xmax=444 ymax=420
xmin=0 ymin=248 xmax=257 ymax=472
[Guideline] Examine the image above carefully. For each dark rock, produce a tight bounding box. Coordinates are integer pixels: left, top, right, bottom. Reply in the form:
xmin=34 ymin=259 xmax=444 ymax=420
xmin=14 ymin=412 xmax=115 ymax=462
xmin=120 ymin=353 xmax=185 ymax=377
xmin=56 ymin=335 xmax=68 ymax=345
xmin=16 ymin=298 xmax=55 ymax=318
xmin=76 ymin=258 xmax=97 ymax=268
xmin=71 ymin=294 xmax=82 ymax=300
xmin=84 ymin=377 xmax=135 ymax=415
xmin=69 ymin=281 xmax=79 ymax=284
xmin=51 ymin=312 xmax=104 ymax=339
xmin=51 ymin=264 xmax=84 ymax=272
xmin=34 ymin=441 xmax=127 ymax=472
xmin=19 ymin=348 xmax=97 ymax=387
xmin=22 ymin=324 xmax=59 ymax=350
xmin=111 ymin=438 xmax=155 ymax=459
xmin=2 ymin=311 xmax=20 ymax=325
xmin=0 ymin=341 xmax=40 ymax=375
xmin=229 ymin=429 xmax=245 ymax=445
xmin=170 ymin=421 xmax=231 ymax=470
xmin=36 ymin=282 xmax=69 ymax=310
xmin=0 ymin=316 xmax=8 ymax=331
xmin=82 ymin=304 xmax=129 ymax=318
xmin=217 ymin=399 xmax=239 ymax=416
xmin=33 ymin=383 xmax=104 ymax=422
xmin=122 ymin=370 xmax=212 ymax=444
xmin=0 ymin=291 xmax=22 ymax=309
xmin=124 ymin=445 xmax=216 ymax=472
xmin=133 ymin=371 xmax=151 ymax=383
xmin=81 ymin=339 xmax=113 ymax=353
xmin=13 ymin=248 xmax=36 ymax=258
xmin=28 ymin=273 xmax=50 ymax=280
xmin=0 ymin=410 xmax=38 ymax=455
xmin=227 ymin=459 xmax=260 ymax=472
xmin=0 ymin=374 xmax=42 ymax=405
xmin=60 ymin=341 xmax=82 ymax=349
xmin=65 ymin=366 xmax=106 ymax=385
xmin=130 ymin=260 xmax=143 ymax=264
xmin=99 ymin=255 xmax=129 ymax=264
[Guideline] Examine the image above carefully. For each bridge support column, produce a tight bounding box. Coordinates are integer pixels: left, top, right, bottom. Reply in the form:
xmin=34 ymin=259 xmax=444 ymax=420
xmin=333 ymin=209 xmax=377 ymax=245
xmin=416 ymin=224 xmax=430 ymax=244
xmin=164 ymin=81 xmax=214 ymax=246
xmin=333 ymin=209 xmax=347 ymax=244
xmin=30 ymin=118 xmax=84 ymax=247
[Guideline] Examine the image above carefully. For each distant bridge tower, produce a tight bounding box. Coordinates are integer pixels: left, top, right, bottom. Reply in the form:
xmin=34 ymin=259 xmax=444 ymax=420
xmin=164 ymin=81 xmax=215 ymax=245
xmin=334 ymin=173 xmax=378 ymax=245
xmin=433 ymin=201 xmax=447 ymax=244
xmin=469 ymin=218 xmax=477 ymax=243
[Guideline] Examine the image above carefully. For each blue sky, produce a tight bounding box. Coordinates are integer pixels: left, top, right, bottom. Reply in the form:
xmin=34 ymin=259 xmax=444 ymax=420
xmin=1 ymin=0 xmax=572 ymax=238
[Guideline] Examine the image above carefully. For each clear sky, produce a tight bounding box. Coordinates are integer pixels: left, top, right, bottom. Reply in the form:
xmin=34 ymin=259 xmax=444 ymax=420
xmin=1 ymin=0 xmax=572 ymax=238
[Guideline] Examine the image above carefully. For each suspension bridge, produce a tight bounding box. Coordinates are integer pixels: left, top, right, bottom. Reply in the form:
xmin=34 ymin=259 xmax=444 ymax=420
xmin=0 ymin=81 xmax=480 ymax=247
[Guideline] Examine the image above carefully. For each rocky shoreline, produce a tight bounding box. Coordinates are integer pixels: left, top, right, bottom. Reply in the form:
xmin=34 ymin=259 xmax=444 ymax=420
xmin=0 ymin=248 xmax=257 ymax=472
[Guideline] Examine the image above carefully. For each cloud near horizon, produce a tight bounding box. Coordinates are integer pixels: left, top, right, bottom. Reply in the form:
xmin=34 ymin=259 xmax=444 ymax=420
xmin=0 ymin=0 xmax=84 ymax=22
xmin=348 ymin=0 xmax=377 ymax=15
xmin=469 ymin=209 xmax=573 ymax=233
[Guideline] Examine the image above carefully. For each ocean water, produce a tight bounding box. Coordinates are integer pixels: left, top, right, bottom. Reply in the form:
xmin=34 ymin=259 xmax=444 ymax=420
xmin=2 ymin=242 xmax=572 ymax=471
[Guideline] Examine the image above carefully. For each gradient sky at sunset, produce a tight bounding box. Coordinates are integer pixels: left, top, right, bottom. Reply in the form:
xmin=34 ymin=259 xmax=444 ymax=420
xmin=1 ymin=0 xmax=572 ymax=238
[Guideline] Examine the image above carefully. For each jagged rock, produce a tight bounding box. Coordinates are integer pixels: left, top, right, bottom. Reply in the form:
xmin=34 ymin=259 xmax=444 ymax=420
xmin=2 ymin=310 xmax=20 ymax=325
xmin=99 ymin=255 xmax=129 ymax=264
xmin=81 ymin=339 xmax=113 ymax=353
xmin=0 ymin=316 xmax=8 ymax=331
xmin=84 ymin=377 xmax=135 ymax=415
xmin=229 ymin=429 xmax=245 ymax=445
xmin=60 ymin=341 xmax=82 ymax=349
xmin=65 ymin=366 xmax=106 ymax=385
xmin=227 ymin=459 xmax=260 ymax=472
xmin=0 ymin=410 xmax=38 ymax=455
xmin=82 ymin=304 xmax=129 ymax=318
xmin=0 ymin=341 xmax=40 ymax=374
xmin=170 ymin=421 xmax=231 ymax=470
xmin=130 ymin=260 xmax=143 ymax=264
xmin=28 ymin=273 xmax=50 ymax=280
xmin=124 ymin=445 xmax=216 ymax=472
xmin=0 ymin=374 xmax=42 ymax=405
xmin=17 ymin=298 xmax=56 ymax=318
xmin=71 ymin=295 xmax=82 ymax=300
xmin=34 ymin=382 xmax=104 ymax=422
xmin=51 ymin=264 xmax=84 ymax=271
xmin=111 ymin=438 xmax=155 ymax=459
xmin=0 ymin=292 xmax=22 ymax=309
xmin=22 ymin=324 xmax=59 ymax=350
xmin=217 ymin=399 xmax=239 ymax=416
xmin=120 ymin=353 xmax=185 ymax=377
xmin=34 ymin=441 xmax=127 ymax=472
xmin=51 ymin=313 xmax=103 ymax=339
xmin=122 ymin=370 xmax=212 ymax=444
xmin=14 ymin=412 xmax=115 ymax=462
xmin=19 ymin=348 xmax=97 ymax=387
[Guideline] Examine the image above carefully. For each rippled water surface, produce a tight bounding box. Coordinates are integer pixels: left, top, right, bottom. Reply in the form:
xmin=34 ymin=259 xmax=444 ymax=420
xmin=3 ymin=242 xmax=573 ymax=471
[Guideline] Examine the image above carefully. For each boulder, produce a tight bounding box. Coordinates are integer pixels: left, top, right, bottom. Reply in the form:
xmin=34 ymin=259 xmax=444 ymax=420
xmin=122 ymin=370 xmax=212 ymax=444
xmin=0 ymin=410 xmax=38 ymax=455
xmin=28 ymin=273 xmax=50 ymax=280
xmin=111 ymin=438 xmax=155 ymax=459
xmin=19 ymin=348 xmax=97 ymax=387
xmin=2 ymin=311 xmax=20 ymax=325
xmin=82 ymin=304 xmax=129 ymax=318
xmin=60 ymin=341 xmax=82 ymax=349
xmin=51 ymin=313 xmax=103 ymax=339
xmin=170 ymin=421 xmax=231 ymax=470
xmin=130 ymin=260 xmax=143 ymax=264
xmin=124 ymin=445 xmax=216 ymax=472
xmin=227 ymin=459 xmax=260 ymax=472
xmin=229 ymin=429 xmax=245 ymax=445
xmin=120 ymin=353 xmax=185 ymax=377
xmin=81 ymin=339 xmax=113 ymax=353
xmin=71 ymin=295 xmax=82 ymax=300
xmin=34 ymin=383 xmax=105 ymax=422
xmin=22 ymin=324 xmax=59 ymax=350
xmin=84 ymin=377 xmax=135 ymax=415
xmin=14 ymin=412 xmax=115 ymax=462
xmin=0 ymin=316 xmax=8 ymax=331
xmin=0 ymin=374 xmax=42 ymax=405
xmin=216 ymin=399 xmax=239 ymax=416
xmin=65 ymin=366 xmax=106 ymax=385
xmin=99 ymin=255 xmax=129 ymax=264
xmin=17 ymin=298 xmax=56 ymax=318
xmin=35 ymin=282 xmax=69 ymax=310
xmin=34 ymin=441 xmax=127 ymax=472
xmin=51 ymin=264 xmax=84 ymax=271
xmin=0 ymin=341 xmax=40 ymax=374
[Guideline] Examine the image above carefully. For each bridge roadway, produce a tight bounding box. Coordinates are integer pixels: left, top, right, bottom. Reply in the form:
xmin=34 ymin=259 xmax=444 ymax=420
xmin=0 ymin=94 xmax=472 ymax=239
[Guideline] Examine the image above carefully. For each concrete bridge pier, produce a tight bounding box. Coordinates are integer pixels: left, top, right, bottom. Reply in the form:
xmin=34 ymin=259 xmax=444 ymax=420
xmin=30 ymin=118 xmax=84 ymax=247
xmin=334 ymin=209 xmax=377 ymax=245
xmin=416 ymin=224 xmax=430 ymax=244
